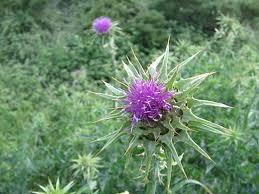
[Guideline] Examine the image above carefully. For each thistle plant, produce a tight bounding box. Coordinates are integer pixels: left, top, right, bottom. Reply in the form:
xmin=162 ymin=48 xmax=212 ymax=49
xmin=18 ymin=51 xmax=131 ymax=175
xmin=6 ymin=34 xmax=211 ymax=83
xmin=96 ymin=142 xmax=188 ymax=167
xmin=71 ymin=153 xmax=101 ymax=181
xmin=91 ymin=16 xmax=122 ymax=73
xmin=33 ymin=178 xmax=74 ymax=194
xmin=91 ymin=40 xmax=232 ymax=193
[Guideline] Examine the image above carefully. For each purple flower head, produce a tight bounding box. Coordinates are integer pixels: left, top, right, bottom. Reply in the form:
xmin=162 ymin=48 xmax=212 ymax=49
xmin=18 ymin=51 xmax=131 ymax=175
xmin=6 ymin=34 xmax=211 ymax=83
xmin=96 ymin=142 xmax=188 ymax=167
xmin=125 ymin=80 xmax=173 ymax=124
xmin=92 ymin=16 xmax=112 ymax=34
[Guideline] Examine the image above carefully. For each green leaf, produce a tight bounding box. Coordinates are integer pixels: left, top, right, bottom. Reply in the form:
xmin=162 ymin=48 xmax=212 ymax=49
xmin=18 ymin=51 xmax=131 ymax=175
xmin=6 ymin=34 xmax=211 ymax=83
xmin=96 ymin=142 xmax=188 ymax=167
xmin=124 ymin=135 xmax=139 ymax=155
xmin=126 ymin=57 xmax=141 ymax=78
xmin=182 ymin=108 xmax=230 ymax=135
xmin=171 ymin=118 xmax=194 ymax=132
xmin=174 ymin=72 xmax=215 ymax=91
xmin=123 ymin=61 xmax=138 ymax=81
xmin=161 ymin=135 xmax=187 ymax=179
xmin=148 ymin=53 xmax=165 ymax=78
xmin=159 ymin=37 xmax=170 ymax=81
xmin=166 ymin=50 xmax=202 ymax=88
xmin=189 ymin=97 xmax=233 ymax=108
xmin=164 ymin=146 xmax=173 ymax=193
xmin=143 ymin=141 xmax=156 ymax=182
xmin=88 ymin=91 xmax=124 ymax=100
xmin=179 ymin=131 xmax=214 ymax=162
xmin=172 ymin=179 xmax=213 ymax=194
xmin=96 ymin=129 xmax=125 ymax=155
xmin=103 ymin=81 xmax=125 ymax=96
xmin=188 ymin=122 xmax=226 ymax=135
xmin=91 ymin=129 xmax=121 ymax=143
xmin=90 ymin=111 xmax=123 ymax=124
xmin=131 ymin=48 xmax=149 ymax=79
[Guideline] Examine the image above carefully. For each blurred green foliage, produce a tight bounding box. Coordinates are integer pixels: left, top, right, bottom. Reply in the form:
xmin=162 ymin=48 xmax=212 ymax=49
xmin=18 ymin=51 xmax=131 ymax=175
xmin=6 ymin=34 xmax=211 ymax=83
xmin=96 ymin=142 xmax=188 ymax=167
xmin=0 ymin=0 xmax=258 ymax=194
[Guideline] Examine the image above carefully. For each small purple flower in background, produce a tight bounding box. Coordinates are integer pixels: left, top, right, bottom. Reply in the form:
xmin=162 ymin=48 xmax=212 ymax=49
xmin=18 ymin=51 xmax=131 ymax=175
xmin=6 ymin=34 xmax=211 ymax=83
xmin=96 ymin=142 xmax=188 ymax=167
xmin=125 ymin=80 xmax=173 ymax=124
xmin=92 ymin=16 xmax=112 ymax=34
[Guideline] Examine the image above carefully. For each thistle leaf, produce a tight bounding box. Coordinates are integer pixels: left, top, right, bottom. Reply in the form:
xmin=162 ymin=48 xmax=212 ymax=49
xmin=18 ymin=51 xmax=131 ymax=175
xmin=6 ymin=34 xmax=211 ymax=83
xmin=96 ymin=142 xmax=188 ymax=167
xmin=171 ymin=118 xmax=194 ymax=132
xmin=148 ymin=53 xmax=165 ymax=79
xmin=189 ymin=97 xmax=232 ymax=108
xmin=174 ymin=72 xmax=215 ymax=91
xmin=182 ymin=108 xmax=230 ymax=135
xmin=164 ymin=146 xmax=173 ymax=193
xmin=96 ymin=129 xmax=125 ymax=155
xmin=89 ymin=113 xmax=122 ymax=124
xmin=123 ymin=61 xmax=138 ymax=81
xmin=88 ymin=91 xmax=124 ymax=100
xmin=143 ymin=141 xmax=156 ymax=182
xmin=172 ymin=179 xmax=213 ymax=194
xmin=179 ymin=131 xmax=214 ymax=162
xmin=124 ymin=135 xmax=139 ymax=155
xmin=91 ymin=129 xmax=120 ymax=143
xmin=161 ymin=135 xmax=187 ymax=179
xmin=126 ymin=57 xmax=141 ymax=77
xmin=63 ymin=181 xmax=74 ymax=193
xmin=189 ymin=122 xmax=226 ymax=135
xmin=103 ymin=81 xmax=125 ymax=96
xmin=159 ymin=37 xmax=170 ymax=81
xmin=131 ymin=48 xmax=149 ymax=79
xmin=167 ymin=50 xmax=202 ymax=88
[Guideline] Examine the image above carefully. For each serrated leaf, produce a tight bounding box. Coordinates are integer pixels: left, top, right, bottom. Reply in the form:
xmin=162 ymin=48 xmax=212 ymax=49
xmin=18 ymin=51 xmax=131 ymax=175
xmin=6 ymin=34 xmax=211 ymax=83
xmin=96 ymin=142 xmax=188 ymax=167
xmin=182 ymin=108 xmax=230 ymax=135
xmin=171 ymin=118 xmax=194 ymax=132
xmin=63 ymin=181 xmax=74 ymax=192
xmin=179 ymin=131 xmax=214 ymax=162
xmin=159 ymin=37 xmax=170 ymax=81
xmin=124 ymin=135 xmax=139 ymax=155
xmin=96 ymin=129 xmax=125 ymax=155
xmin=174 ymin=72 xmax=215 ymax=91
xmin=167 ymin=50 xmax=202 ymax=88
xmin=88 ymin=91 xmax=124 ymax=100
xmin=89 ymin=113 xmax=122 ymax=124
xmin=126 ymin=57 xmax=141 ymax=77
xmin=164 ymin=146 xmax=173 ymax=193
xmin=189 ymin=97 xmax=232 ymax=108
xmin=143 ymin=141 xmax=156 ymax=182
xmin=172 ymin=179 xmax=213 ymax=194
xmin=161 ymin=135 xmax=187 ymax=179
xmin=91 ymin=129 xmax=120 ymax=143
xmin=148 ymin=53 xmax=165 ymax=79
xmin=123 ymin=61 xmax=138 ymax=81
xmin=103 ymin=81 xmax=125 ymax=96
xmin=131 ymin=48 xmax=149 ymax=79
xmin=188 ymin=121 xmax=226 ymax=135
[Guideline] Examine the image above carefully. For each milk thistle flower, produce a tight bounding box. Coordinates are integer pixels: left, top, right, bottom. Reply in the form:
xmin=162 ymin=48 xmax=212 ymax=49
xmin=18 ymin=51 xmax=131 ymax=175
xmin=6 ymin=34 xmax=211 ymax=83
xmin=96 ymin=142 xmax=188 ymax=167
xmin=125 ymin=80 xmax=172 ymax=125
xmin=92 ymin=16 xmax=112 ymax=34
xmin=91 ymin=40 xmax=232 ymax=193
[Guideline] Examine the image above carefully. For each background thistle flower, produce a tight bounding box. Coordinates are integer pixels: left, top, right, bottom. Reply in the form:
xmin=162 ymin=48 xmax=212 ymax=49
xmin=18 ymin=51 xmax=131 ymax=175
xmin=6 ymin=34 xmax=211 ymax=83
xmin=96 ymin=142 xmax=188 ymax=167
xmin=92 ymin=16 xmax=112 ymax=34
xmin=91 ymin=40 xmax=232 ymax=193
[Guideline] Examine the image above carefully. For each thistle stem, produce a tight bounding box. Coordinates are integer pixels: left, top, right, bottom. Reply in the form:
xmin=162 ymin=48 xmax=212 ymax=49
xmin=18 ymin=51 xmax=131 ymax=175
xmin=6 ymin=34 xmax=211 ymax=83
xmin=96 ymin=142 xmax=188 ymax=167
xmin=145 ymin=159 xmax=158 ymax=194
xmin=109 ymin=36 xmax=117 ymax=74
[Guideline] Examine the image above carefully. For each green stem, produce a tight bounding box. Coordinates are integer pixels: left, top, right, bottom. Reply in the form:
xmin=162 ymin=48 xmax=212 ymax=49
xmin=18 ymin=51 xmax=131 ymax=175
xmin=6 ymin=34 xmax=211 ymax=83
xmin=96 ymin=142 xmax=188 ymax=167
xmin=109 ymin=36 xmax=117 ymax=73
xmin=145 ymin=159 xmax=158 ymax=194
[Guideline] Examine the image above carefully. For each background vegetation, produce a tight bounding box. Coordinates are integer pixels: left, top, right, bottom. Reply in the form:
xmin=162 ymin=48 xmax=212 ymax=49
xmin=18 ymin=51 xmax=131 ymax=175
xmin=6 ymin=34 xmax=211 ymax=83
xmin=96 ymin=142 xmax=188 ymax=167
xmin=0 ymin=0 xmax=258 ymax=193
